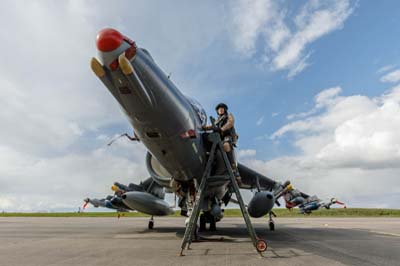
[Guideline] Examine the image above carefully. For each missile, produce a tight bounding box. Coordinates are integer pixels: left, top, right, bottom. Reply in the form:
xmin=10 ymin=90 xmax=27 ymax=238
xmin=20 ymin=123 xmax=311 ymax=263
xmin=301 ymin=202 xmax=320 ymax=213
xmin=247 ymin=191 xmax=275 ymax=218
xmin=122 ymin=191 xmax=174 ymax=216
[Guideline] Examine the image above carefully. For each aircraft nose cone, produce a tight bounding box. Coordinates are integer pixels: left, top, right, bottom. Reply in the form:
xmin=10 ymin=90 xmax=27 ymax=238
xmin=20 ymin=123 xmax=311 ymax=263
xmin=96 ymin=28 xmax=123 ymax=52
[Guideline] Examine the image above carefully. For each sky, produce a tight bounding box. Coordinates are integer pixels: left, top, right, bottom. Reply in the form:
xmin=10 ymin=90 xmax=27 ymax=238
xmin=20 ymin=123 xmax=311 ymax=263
xmin=1 ymin=0 xmax=400 ymax=211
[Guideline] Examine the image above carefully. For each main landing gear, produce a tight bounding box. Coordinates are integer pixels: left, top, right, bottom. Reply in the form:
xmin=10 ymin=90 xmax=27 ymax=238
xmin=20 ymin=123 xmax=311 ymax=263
xmin=268 ymin=211 xmax=276 ymax=231
xmin=148 ymin=216 xmax=154 ymax=229
xmin=199 ymin=212 xmax=217 ymax=232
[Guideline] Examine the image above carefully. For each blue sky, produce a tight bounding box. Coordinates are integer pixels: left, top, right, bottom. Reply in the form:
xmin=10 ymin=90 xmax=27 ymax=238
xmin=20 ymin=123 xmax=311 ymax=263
xmin=1 ymin=0 xmax=400 ymax=211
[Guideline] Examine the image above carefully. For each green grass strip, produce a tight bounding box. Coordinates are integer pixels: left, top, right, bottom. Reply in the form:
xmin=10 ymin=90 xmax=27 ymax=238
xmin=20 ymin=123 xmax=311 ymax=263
xmin=1 ymin=208 xmax=399 ymax=217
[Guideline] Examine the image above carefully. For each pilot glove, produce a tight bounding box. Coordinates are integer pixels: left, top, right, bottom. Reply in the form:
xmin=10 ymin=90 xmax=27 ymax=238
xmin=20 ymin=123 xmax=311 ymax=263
xmin=213 ymin=127 xmax=221 ymax=133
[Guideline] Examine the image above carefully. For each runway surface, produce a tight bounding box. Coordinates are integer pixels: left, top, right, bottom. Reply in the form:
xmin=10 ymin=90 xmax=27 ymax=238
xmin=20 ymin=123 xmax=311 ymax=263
xmin=0 ymin=217 xmax=399 ymax=266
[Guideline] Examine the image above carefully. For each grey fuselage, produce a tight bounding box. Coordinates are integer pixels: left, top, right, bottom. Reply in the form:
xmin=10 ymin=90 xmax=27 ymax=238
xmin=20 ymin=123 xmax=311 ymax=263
xmin=97 ymin=42 xmax=207 ymax=184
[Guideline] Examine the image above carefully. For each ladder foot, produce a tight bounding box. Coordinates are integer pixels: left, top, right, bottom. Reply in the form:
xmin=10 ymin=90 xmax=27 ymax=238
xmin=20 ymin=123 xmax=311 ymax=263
xmin=256 ymin=239 xmax=268 ymax=253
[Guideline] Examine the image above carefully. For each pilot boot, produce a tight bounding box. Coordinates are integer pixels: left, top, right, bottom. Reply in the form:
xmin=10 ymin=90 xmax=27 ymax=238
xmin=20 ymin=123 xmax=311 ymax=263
xmin=178 ymin=197 xmax=189 ymax=217
xmin=232 ymin=164 xmax=243 ymax=187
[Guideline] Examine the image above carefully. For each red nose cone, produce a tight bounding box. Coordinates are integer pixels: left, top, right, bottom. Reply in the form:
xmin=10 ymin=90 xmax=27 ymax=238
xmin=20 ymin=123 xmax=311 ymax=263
xmin=96 ymin=28 xmax=123 ymax=52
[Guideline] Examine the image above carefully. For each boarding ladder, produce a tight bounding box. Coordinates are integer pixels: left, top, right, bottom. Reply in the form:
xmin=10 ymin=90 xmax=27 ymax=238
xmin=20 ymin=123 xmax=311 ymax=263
xmin=179 ymin=130 xmax=267 ymax=256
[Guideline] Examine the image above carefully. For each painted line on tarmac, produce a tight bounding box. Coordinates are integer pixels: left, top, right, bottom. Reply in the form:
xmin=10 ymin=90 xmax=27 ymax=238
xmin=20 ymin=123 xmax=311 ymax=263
xmin=369 ymin=230 xmax=400 ymax=237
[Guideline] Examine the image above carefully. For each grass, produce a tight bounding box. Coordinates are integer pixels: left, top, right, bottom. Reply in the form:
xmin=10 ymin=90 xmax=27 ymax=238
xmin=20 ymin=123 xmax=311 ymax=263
xmin=1 ymin=208 xmax=400 ymax=217
xmin=224 ymin=208 xmax=400 ymax=217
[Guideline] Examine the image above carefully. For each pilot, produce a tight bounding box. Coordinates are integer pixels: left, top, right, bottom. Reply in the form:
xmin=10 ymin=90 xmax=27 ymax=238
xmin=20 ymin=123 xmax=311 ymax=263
xmin=203 ymin=103 xmax=241 ymax=184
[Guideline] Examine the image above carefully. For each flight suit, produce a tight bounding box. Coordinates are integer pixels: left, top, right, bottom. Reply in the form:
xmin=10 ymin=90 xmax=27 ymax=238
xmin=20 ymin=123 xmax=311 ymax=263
xmin=204 ymin=113 xmax=241 ymax=182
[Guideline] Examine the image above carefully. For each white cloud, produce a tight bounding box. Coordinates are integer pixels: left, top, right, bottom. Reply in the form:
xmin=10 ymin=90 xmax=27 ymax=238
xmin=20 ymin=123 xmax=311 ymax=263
xmin=230 ymin=0 xmax=354 ymax=78
xmin=245 ymin=85 xmax=400 ymax=208
xmin=244 ymin=157 xmax=400 ymax=208
xmin=282 ymin=87 xmax=342 ymax=126
xmin=256 ymin=116 xmax=264 ymax=126
xmin=380 ymin=69 xmax=400 ymax=83
xmin=377 ymin=64 xmax=396 ymax=74
xmin=0 ymin=197 xmax=13 ymax=210
xmin=238 ymin=149 xmax=257 ymax=159
xmin=231 ymin=0 xmax=277 ymax=56
xmin=0 ymin=141 xmax=148 ymax=212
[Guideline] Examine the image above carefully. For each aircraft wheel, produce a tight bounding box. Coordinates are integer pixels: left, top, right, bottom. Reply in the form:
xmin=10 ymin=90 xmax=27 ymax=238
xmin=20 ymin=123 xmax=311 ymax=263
xmin=209 ymin=216 xmax=217 ymax=231
xmin=148 ymin=220 xmax=154 ymax=230
xmin=256 ymin=239 xmax=268 ymax=252
xmin=269 ymin=221 xmax=275 ymax=231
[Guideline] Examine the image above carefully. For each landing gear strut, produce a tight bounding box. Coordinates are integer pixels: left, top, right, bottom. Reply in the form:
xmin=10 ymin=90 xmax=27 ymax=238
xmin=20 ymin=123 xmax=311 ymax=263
xmin=209 ymin=216 xmax=216 ymax=231
xmin=199 ymin=212 xmax=217 ymax=232
xmin=268 ymin=211 xmax=276 ymax=231
xmin=148 ymin=216 xmax=154 ymax=229
xmin=199 ymin=214 xmax=206 ymax=232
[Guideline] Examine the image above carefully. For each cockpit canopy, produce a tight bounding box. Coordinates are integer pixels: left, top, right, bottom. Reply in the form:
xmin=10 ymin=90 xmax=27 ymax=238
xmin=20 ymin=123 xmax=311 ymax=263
xmin=187 ymin=97 xmax=207 ymax=126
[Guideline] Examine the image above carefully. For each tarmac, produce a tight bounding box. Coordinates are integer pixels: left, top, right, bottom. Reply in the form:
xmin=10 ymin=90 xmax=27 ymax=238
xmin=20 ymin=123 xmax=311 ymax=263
xmin=0 ymin=217 xmax=399 ymax=266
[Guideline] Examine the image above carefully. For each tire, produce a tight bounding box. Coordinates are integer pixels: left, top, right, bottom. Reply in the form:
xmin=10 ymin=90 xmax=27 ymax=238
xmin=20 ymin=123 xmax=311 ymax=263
xmin=209 ymin=216 xmax=217 ymax=231
xmin=269 ymin=222 xmax=275 ymax=231
xmin=148 ymin=220 xmax=154 ymax=230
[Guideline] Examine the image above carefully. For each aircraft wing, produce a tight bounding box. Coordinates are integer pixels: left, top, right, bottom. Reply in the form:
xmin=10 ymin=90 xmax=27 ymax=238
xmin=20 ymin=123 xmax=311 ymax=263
xmin=237 ymin=163 xmax=345 ymax=214
xmin=237 ymin=163 xmax=278 ymax=191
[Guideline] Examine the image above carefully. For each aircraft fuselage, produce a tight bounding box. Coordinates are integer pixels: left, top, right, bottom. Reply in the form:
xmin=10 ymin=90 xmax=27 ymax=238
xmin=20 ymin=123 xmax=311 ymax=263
xmin=93 ymin=29 xmax=207 ymax=183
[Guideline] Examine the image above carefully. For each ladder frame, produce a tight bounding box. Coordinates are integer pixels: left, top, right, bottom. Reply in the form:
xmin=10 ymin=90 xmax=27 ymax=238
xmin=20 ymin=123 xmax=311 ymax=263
xmin=179 ymin=132 xmax=266 ymax=256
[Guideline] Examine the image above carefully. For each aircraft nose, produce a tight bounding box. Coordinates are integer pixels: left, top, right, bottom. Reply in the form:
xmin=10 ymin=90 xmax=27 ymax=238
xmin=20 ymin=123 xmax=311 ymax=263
xmin=96 ymin=28 xmax=123 ymax=52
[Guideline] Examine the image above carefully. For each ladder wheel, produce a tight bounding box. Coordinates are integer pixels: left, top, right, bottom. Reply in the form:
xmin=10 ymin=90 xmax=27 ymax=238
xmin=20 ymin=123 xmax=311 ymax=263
xmin=256 ymin=239 xmax=268 ymax=252
xmin=148 ymin=220 xmax=154 ymax=230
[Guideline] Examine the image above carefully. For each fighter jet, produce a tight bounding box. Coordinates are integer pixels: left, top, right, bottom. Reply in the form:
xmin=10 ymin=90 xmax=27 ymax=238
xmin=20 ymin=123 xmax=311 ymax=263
xmin=90 ymin=28 xmax=342 ymax=252
xmin=281 ymin=184 xmax=346 ymax=214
